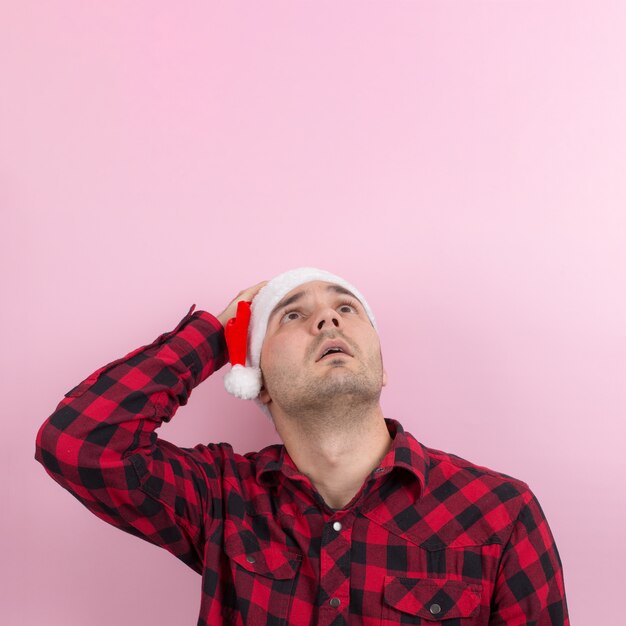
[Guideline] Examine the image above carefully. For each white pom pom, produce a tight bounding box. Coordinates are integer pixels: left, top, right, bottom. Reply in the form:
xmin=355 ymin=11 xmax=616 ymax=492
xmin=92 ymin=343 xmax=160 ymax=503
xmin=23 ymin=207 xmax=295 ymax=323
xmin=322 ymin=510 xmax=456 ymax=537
xmin=224 ymin=364 xmax=262 ymax=400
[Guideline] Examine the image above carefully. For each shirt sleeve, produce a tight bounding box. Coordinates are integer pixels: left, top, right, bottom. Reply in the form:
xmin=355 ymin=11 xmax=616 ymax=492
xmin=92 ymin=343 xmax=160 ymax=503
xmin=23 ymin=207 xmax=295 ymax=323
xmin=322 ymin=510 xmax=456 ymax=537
xmin=34 ymin=304 xmax=230 ymax=575
xmin=489 ymin=488 xmax=570 ymax=625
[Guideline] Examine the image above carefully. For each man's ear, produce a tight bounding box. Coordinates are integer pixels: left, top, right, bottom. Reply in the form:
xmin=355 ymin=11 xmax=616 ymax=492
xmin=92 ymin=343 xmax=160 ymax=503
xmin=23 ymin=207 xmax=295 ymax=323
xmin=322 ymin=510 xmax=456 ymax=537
xmin=259 ymin=385 xmax=271 ymax=405
xmin=258 ymin=372 xmax=272 ymax=404
xmin=382 ymin=368 xmax=388 ymax=387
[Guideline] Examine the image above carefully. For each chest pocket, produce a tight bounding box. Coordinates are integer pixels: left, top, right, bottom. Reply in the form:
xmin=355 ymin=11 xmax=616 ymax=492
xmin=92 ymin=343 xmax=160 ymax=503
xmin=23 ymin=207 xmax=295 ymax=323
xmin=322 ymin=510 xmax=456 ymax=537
xmin=224 ymin=537 xmax=302 ymax=579
xmin=222 ymin=520 xmax=302 ymax=625
xmin=382 ymin=576 xmax=483 ymax=624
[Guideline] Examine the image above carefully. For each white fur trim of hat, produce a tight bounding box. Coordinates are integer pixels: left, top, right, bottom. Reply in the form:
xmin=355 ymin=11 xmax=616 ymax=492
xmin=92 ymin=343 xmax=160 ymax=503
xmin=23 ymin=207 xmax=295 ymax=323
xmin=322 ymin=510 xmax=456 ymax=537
xmin=223 ymin=267 xmax=377 ymax=414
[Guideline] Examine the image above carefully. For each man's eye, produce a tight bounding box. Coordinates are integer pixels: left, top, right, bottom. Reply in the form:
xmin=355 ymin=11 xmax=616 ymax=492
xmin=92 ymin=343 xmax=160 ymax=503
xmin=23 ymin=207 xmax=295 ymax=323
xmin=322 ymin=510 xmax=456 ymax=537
xmin=281 ymin=310 xmax=301 ymax=322
xmin=338 ymin=299 xmax=359 ymax=313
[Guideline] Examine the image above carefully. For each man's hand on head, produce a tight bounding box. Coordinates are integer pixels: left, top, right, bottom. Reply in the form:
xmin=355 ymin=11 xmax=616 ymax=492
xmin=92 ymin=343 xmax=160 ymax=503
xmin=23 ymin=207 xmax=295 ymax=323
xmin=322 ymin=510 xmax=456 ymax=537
xmin=216 ymin=280 xmax=268 ymax=328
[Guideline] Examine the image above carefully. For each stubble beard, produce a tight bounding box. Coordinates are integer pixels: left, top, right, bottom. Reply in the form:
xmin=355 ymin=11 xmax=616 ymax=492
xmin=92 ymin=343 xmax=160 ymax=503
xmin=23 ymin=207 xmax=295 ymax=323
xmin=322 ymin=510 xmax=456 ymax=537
xmin=264 ymin=353 xmax=384 ymax=435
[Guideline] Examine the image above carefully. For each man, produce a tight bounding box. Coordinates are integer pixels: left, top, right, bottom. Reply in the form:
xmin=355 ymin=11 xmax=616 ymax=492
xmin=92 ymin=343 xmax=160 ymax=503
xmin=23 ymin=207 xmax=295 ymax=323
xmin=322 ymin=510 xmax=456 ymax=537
xmin=35 ymin=267 xmax=570 ymax=625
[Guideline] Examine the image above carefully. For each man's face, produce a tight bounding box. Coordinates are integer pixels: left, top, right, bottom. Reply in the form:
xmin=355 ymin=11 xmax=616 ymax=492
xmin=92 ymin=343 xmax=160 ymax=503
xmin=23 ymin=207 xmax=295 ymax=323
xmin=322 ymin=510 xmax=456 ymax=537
xmin=258 ymin=280 xmax=387 ymax=418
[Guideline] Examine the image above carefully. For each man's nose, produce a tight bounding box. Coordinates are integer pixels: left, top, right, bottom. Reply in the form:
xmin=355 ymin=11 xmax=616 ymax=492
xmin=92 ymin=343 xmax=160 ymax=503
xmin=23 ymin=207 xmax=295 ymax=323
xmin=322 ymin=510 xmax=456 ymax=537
xmin=314 ymin=307 xmax=340 ymax=331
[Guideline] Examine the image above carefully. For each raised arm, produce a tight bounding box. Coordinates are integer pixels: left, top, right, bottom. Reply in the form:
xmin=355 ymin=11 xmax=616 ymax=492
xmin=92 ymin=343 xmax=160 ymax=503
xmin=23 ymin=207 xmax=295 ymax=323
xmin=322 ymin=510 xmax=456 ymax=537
xmin=34 ymin=282 xmax=266 ymax=574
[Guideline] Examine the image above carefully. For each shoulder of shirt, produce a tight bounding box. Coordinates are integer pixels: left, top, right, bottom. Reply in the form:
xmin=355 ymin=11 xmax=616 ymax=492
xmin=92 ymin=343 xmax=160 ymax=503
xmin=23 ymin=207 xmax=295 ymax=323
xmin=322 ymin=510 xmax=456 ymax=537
xmin=424 ymin=443 xmax=529 ymax=488
xmin=420 ymin=441 xmax=536 ymax=519
xmin=414 ymin=442 xmax=544 ymax=546
xmin=399 ymin=423 xmax=531 ymax=495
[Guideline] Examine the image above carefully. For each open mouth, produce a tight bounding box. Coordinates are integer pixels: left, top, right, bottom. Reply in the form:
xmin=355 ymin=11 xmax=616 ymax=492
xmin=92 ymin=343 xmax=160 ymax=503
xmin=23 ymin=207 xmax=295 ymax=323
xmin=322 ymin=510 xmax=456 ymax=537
xmin=316 ymin=340 xmax=353 ymax=361
xmin=319 ymin=349 xmax=350 ymax=360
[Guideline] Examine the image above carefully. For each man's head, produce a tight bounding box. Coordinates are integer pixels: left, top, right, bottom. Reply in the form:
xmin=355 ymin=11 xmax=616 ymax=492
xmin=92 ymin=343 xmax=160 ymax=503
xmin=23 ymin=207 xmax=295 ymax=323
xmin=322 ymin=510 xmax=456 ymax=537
xmin=223 ymin=267 xmax=386 ymax=420
xmin=258 ymin=279 xmax=387 ymax=422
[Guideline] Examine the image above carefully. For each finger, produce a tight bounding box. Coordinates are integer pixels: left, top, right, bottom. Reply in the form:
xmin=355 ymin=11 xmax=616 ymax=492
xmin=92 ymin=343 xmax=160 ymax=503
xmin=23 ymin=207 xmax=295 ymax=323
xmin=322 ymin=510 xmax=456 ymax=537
xmin=242 ymin=280 xmax=268 ymax=299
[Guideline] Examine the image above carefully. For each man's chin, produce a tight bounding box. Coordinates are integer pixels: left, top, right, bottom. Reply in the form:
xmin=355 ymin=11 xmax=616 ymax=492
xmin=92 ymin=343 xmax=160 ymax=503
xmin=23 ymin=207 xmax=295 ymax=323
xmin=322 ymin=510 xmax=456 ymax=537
xmin=315 ymin=376 xmax=379 ymax=400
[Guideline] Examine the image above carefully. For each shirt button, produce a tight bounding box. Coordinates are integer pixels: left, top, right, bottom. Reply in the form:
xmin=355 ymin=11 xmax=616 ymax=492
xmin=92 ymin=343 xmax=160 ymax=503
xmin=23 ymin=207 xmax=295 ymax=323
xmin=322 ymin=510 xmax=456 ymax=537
xmin=374 ymin=467 xmax=385 ymax=473
xmin=429 ymin=603 xmax=441 ymax=615
xmin=329 ymin=597 xmax=341 ymax=608
xmin=246 ymin=555 xmax=256 ymax=564
xmin=332 ymin=521 xmax=342 ymax=532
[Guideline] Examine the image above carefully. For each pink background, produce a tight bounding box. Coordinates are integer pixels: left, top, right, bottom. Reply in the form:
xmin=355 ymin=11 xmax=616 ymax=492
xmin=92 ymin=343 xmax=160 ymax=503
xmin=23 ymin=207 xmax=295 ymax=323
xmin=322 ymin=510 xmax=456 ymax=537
xmin=2 ymin=2 xmax=624 ymax=624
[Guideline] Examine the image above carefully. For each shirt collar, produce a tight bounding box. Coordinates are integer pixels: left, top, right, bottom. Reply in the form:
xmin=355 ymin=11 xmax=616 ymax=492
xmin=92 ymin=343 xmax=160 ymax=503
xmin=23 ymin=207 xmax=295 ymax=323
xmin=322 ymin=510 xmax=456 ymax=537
xmin=256 ymin=418 xmax=429 ymax=499
xmin=376 ymin=418 xmax=429 ymax=495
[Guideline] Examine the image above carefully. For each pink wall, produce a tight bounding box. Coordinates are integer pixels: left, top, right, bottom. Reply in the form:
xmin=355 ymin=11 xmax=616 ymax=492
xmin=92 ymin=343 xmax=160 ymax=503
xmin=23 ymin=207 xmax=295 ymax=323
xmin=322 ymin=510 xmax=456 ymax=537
xmin=2 ymin=2 xmax=624 ymax=624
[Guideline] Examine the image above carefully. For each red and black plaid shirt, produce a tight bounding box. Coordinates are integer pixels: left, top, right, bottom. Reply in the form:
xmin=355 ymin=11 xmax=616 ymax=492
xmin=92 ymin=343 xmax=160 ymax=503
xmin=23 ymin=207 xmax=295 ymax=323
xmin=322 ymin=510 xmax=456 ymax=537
xmin=35 ymin=305 xmax=569 ymax=625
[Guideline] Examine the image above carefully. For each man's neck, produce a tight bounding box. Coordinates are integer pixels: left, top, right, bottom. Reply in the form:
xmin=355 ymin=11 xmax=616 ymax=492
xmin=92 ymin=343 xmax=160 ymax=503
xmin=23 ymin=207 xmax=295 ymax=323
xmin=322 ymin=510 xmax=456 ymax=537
xmin=274 ymin=405 xmax=393 ymax=510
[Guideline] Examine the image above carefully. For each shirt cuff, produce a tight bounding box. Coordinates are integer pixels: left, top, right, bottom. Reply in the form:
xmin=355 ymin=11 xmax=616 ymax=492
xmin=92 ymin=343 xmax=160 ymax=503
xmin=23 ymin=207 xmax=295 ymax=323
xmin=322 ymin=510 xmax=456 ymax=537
xmin=167 ymin=304 xmax=230 ymax=387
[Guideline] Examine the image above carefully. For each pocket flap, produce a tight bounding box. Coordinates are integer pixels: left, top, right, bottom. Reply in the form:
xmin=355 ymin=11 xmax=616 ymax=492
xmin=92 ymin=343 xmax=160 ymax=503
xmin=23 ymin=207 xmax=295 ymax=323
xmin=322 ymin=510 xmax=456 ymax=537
xmin=224 ymin=535 xmax=301 ymax=580
xmin=384 ymin=576 xmax=482 ymax=620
